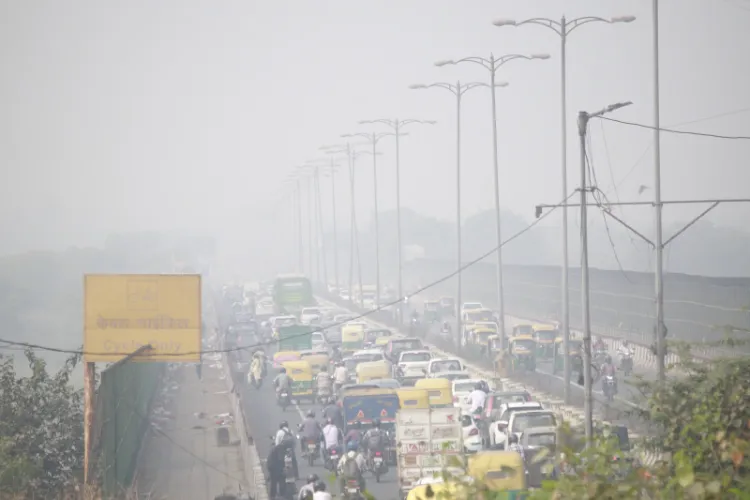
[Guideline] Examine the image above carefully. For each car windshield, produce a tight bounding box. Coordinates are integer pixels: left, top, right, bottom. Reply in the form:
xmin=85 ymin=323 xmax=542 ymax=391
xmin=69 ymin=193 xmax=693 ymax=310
xmin=394 ymin=339 xmax=423 ymax=351
xmin=464 ymin=303 xmax=482 ymax=310
xmin=401 ymin=352 xmax=430 ymax=362
xmin=302 ymin=308 xmax=321 ymax=316
xmin=512 ymin=414 xmax=556 ymax=433
xmin=526 ymin=433 xmax=556 ymax=447
xmin=431 ymin=360 xmax=461 ymax=372
xmin=454 ymin=382 xmax=477 ymax=393
xmin=274 ymin=317 xmax=296 ymax=327
xmin=443 ymin=373 xmax=469 ymax=381
xmin=467 ymin=311 xmax=494 ymax=322
xmin=536 ymin=330 xmax=557 ymax=340
xmin=492 ymin=394 xmax=529 ymax=406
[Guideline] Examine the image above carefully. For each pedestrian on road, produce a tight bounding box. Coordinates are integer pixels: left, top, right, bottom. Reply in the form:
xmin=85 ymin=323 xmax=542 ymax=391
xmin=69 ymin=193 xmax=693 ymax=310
xmin=266 ymin=442 xmax=287 ymax=498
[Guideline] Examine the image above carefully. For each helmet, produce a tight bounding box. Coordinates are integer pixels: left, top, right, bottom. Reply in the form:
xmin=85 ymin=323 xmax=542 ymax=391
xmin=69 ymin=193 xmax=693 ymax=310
xmin=372 ymin=418 xmax=381 ymax=428
xmin=313 ymin=481 xmax=327 ymax=492
xmin=475 ymin=382 xmax=484 ymax=390
xmin=279 ymin=421 xmax=289 ymax=429
xmin=347 ymin=441 xmax=358 ymax=452
xmin=326 ymin=417 xmax=334 ymax=425
xmin=306 ymin=474 xmax=319 ymax=484
xmin=306 ymin=410 xmax=315 ymax=418
xmin=320 ymin=365 xmax=328 ymax=372
xmin=508 ymin=434 xmax=519 ymax=444
xmin=280 ymin=367 xmax=287 ymax=374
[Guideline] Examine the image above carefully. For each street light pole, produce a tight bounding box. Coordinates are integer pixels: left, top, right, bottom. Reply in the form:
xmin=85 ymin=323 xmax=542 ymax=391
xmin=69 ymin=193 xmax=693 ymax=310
xmin=436 ymin=53 xmax=549 ymax=348
xmin=342 ymin=131 xmax=392 ymax=308
xmin=577 ymin=101 xmax=632 ymax=444
xmin=358 ymin=118 xmax=436 ymax=326
xmin=296 ymin=177 xmax=303 ymax=274
xmin=494 ymin=14 xmax=636 ymax=403
xmin=409 ymin=80 xmax=507 ymax=352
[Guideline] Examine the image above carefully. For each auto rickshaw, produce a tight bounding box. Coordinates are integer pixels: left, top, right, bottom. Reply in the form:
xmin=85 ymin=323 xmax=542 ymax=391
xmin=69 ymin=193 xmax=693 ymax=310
xmin=282 ymin=359 xmax=314 ymax=402
xmin=508 ymin=335 xmax=536 ymax=372
xmin=356 ymin=360 xmax=391 ymax=383
xmin=414 ymin=377 xmax=453 ymax=408
xmin=439 ymin=297 xmax=456 ymax=317
xmin=273 ymin=350 xmax=301 ymax=369
xmin=341 ymin=323 xmax=366 ymax=355
xmin=364 ymin=328 xmax=393 ymax=348
xmin=468 ymin=327 xmax=496 ymax=347
xmin=467 ymin=451 xmax=527 ymax=495
xmin=374 ymin=336 xmax=391 ymax=349
xmin=553 ymin=338 xmax=583 ymax=374
xmin=299 ymin=349 xmax=330 ymax=375
xmin=396 ymin=388 xmax=430 ymax=409
xmin=533 ymin=324 xmax=558 ymax=360
xmin=511 ymin=323 xmax=534 ymax=337
xmin=423 ymin=301 xmax=442 ymax=323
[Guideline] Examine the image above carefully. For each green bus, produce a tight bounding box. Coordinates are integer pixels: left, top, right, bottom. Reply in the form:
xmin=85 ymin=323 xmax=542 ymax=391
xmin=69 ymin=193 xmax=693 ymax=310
xmin=273 ymin=274 xmax=315 ymax=316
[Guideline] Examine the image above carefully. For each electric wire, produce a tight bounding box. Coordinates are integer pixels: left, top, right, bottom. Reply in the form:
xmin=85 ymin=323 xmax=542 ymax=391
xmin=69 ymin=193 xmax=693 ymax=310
xmin=0 ymin=191 xmax=576 ymax=358
xmin=596 ymin=115 xmax=750 ymax=140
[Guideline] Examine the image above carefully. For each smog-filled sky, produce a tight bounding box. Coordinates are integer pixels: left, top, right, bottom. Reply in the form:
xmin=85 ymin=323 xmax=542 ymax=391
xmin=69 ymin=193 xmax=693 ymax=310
xmin=2 ymin=0 xmax=749 ymax=275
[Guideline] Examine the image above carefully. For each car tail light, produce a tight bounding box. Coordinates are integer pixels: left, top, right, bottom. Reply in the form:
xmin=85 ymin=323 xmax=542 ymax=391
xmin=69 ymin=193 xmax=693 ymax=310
xmin=469 ymin=428 xmax=479 ymax=436
xmin=330 ymin=449 xmax=337 ymax=455
xmin=374 ymin=451 xmax=382 ymax=456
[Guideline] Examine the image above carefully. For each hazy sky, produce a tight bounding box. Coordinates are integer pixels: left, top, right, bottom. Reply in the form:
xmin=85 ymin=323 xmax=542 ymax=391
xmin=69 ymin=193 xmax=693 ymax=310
xmin=2 ymin=0 xmax=749 ymax=263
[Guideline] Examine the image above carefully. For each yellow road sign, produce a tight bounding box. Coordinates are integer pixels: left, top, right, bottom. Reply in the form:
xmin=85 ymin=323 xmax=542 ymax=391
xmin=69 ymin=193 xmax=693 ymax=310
xmin=84 ymin=274 xmax=201 ymax=362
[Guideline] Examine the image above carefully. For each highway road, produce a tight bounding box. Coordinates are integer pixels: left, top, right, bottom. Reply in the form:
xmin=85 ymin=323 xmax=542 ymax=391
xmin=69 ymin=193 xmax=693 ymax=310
xmin=240 ymin=364 xmax=401 ymax=500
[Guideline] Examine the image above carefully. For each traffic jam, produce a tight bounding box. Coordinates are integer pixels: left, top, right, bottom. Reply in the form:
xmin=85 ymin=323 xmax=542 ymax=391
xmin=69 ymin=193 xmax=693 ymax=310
xmin=219 ymin=276 xmax=635 ymax=500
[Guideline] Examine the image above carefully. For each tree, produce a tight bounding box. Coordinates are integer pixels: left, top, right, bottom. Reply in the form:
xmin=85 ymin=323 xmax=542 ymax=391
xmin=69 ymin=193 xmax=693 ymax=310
xmin=0 ymin=350 xmax=84 ymax=497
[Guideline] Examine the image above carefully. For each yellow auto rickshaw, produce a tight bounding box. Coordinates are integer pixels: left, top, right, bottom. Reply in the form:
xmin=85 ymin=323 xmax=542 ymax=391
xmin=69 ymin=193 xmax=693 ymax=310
xmin=469 ymin=327 xmax=496 ymax=347
xmin=414 ymin=377 xmax=453 ymax=407
xmin=299 ymin=350 xmax=330 ymax=375
xmin=374 ymin=336 xmax=391 ymax=349
xmin=533 ymin=324 xmax=558 ymax=359
xmin=467 ymin=451 xmax=526 ymax=494
xmin=509 ymin=335 xmax=536 ymax=372
xmin=396 ymin=388 xmax=430 ymax=409
xmin=273 ymin=350 xmax=301 ymax=369
xmin=341 ymin=323 xmax=366 ymax=354
xmin=355 ymin=360 xmax=391 ymax=384
xmin=553 ymin=338 xmax=583 ymax=374
xmin=282 ymin=360 xmax=314 ymax=401
xmin=511 ymin=323 xmax=534 ymax=338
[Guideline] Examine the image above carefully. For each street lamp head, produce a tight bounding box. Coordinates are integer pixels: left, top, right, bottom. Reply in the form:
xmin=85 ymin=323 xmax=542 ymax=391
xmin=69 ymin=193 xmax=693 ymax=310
xmin=494 ymin=81 xmax=509 ymax=88
xmin=531 ymin=53 xmax=551 ymax=60
xmin=409 ymin=84 xmax=427 ymax=89
xmin=434 ymin=60 xmax=456 ymax=67
xmin=492 ymin=19 xmax=517 ymax=27
xmin=340 ymin=134 xmax=354 ymax=138
xmin=611 ymin=15 xmax=636 ymax=23
xmin=425 ymin=120 xmax=437 ymax=125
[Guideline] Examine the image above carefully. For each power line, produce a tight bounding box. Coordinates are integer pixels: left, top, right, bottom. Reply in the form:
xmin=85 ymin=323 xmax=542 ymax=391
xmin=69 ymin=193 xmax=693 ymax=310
xmin=597 ymin=115 xmax=750 ymax=140
xmin=0 ymin=192 xmax=573 ymax=358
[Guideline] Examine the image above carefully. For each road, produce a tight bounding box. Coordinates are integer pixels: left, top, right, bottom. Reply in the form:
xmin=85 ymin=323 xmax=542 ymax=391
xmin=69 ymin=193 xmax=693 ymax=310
xmin=240 ymin=364 xmax=401 ymax=500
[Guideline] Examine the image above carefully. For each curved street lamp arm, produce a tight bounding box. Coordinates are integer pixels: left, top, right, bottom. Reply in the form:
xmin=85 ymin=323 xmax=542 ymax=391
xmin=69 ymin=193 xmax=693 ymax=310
xmin=566 ymin=16 xmax=615 ymax=35
xmin=509 ymin=18 xmax=563 ymax=36
xmin=358 ymin=118 xmax=395 ymax=129
xmin=450 ymin=57 xmax=492 ymax=71
xmin=411 ymin=82 xmax=459 ymax=95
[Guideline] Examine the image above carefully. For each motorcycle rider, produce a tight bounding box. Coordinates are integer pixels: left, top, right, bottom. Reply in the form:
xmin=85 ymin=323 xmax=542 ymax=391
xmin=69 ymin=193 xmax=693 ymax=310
xmin=337 ymin=441 xmax=366 ymax=494
xmin=361 ymin=419 xmax=388 ymax=467
xmin=441 ymin=320 xmax=452 ymax=334
xmin=330 ymin=345 xmax=343 ymax=363
xmin=299 ymin=410 xmax=323 ymax=457
xmin=344 ymin=420 xmax=363 ymax=449
xmin=600 ymin=355 xmax=618 ymax=394
xmin=507 ymin=434 xmax=526 ymax=463
xmin=333 ymin=362 xmax=348 ymax=395
xmin=315 ymin=365 xmax=333 ymax=400
xmin=322 ymin=417 xmax=342 ymax=462
xmin=249 ymin=354 xmax=263 ymax=387
xmin=593 ymin=336 xmax=607 ymax=354
xmin=266 ymin=439 xmax=293 ymax=498
xmin=467 ymin=382 xmax=488 ymax=414
xmin=312 ymin=480 xmax=332 ymax=500
xmin=323 ymin=396 xmax=345 ymax=430
xmin=617 ymin=340 xmax=634 ymax=366
xmin=274 ymin=367 xmax=292 ymax=401
xmin=274 ymin=421 xmax=299 ymax=479
xmin=298 ymin=474 xmax=319 ymax=500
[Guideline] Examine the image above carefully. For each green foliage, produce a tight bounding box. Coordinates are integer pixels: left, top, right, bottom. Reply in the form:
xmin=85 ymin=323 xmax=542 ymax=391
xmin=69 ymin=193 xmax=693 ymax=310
xmin=0 ymin=350 xmax=84 ymax=496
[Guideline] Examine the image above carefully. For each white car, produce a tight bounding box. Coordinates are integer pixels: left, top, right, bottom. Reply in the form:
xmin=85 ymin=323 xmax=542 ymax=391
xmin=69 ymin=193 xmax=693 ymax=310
xmin=452 ymin=379 xmax=485 ymax=413
xmin=300 ymin=307 xmax=322 ymax=325
xmin=432 ymin=370 xmax=472 ymax=382
xmin=270 ymin=315 xmax=296 ymax=329
xmin=397 ymin=350 xmax=433 ymax=385
xmin=461 ymin=414 xmax=483 ymax=453
xmin=311 ymin=331 xmax=327 ymax=349
xmin=507 ymin=410 xmax=558 ymax=445
xmin=461 ymin=302 xmax=484 ymax=315
xmin=490 ymin=402 xmax=544 ymax=448
xmin=425 ymin=358 xmax=464 ymax=377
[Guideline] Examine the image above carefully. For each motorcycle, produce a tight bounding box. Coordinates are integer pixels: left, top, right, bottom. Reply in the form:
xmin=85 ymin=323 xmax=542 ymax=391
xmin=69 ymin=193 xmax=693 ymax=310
xmin=326 ymin=447 xmax=341 ymax=476
xmin=277 ymin=390 xmax=290 ymax=411
xmin=316 ymin=384 xmax=332 ymax=405
xmin=370 ymin=450 xmax=387 ymax=482
xmin=303 ymin=438 xmax=320 ymax=466
xmin=343 ymin=479 xmax=362 ymax=500
xmin=620 ymin=351 xmax=634 ymax=376
xmin=603 ymin=375 xmax=617 ymax=402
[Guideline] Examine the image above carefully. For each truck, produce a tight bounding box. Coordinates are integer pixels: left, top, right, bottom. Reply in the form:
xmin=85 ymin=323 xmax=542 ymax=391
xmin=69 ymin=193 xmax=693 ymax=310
xmin=277 ymin=324 xmax=313 ymax=352
xmin=273 ymin=274 xmax=315 ymax=316
xmin=396 ymin=407 xmax=464 ymax=499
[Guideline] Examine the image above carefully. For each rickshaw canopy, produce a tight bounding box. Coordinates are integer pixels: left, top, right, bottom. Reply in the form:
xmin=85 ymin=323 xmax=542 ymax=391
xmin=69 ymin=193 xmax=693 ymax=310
xmin=414 ymin=377 xmax=453 ymax=407
xmin=273 ymin=350 xmax=301 ymax=368
xmin=467 ymin=450 xmax=527 ymax=492
xmin=355 ymin=360 xmax=391 ymax=383
xmin=396 ymin=388 xmax=430 ymax=409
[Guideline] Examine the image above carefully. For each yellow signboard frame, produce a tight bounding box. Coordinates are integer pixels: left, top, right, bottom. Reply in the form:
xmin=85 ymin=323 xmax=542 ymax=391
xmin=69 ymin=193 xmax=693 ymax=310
xmin=84 ymin=274 xmax=201 ymax=362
